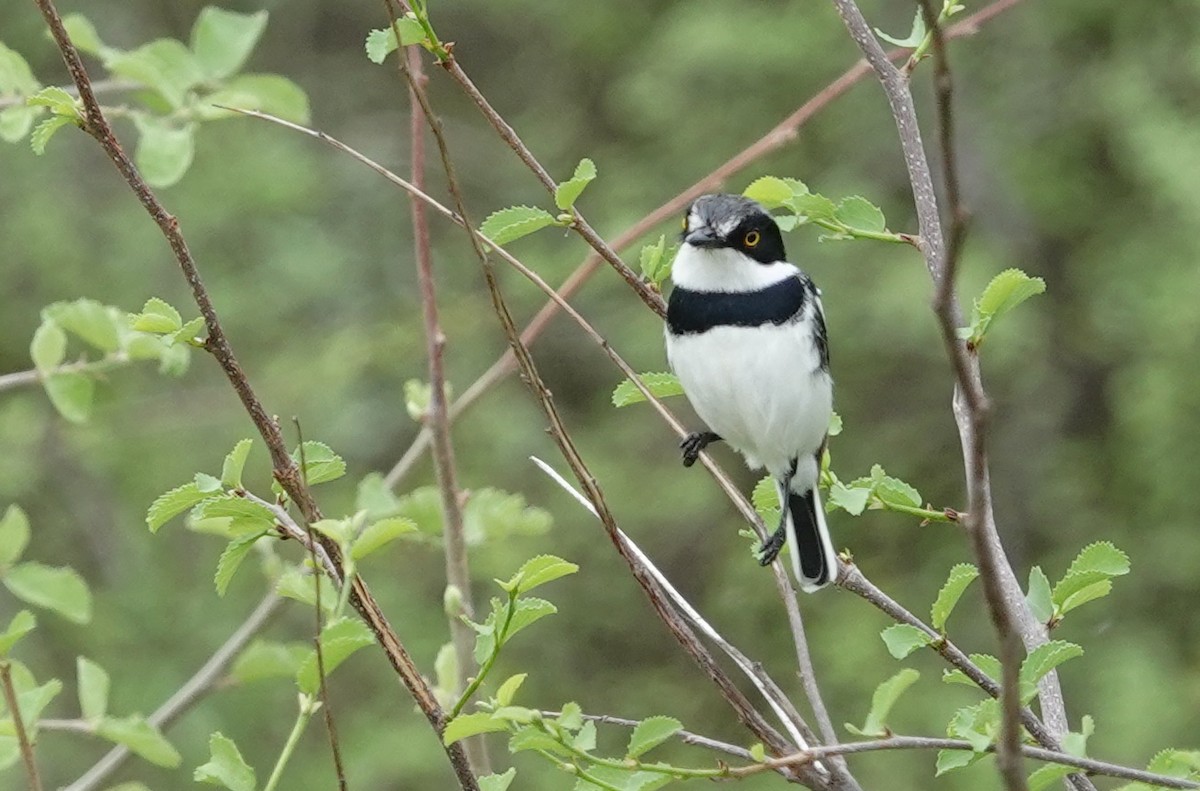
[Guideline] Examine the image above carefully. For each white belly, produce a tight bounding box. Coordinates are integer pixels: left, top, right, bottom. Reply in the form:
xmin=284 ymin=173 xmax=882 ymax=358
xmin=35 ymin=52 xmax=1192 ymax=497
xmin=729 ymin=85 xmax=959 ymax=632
xmin=667 ymin=320 xmax=832 ymax=485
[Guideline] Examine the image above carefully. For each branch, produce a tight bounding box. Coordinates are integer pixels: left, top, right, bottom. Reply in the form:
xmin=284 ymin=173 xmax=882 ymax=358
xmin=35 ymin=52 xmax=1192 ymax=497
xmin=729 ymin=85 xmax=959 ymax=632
xmin=30 ymin=3 xmax=477 ymax=788
xmin=0 ymin=354 xmax=130 ymax=394
xmin=539 ymin=711 xmax=756 ymax=763
xmin=0 ymin=78 xmax=138 ymax=109
xmin=0 ymin=661 xmax=43 ymax=791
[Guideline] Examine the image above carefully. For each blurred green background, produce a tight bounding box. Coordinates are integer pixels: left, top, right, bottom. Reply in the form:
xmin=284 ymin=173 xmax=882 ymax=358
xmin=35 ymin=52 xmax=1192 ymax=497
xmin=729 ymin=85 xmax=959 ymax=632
xmin=1 ymin=0 xmax=1198 ymax=789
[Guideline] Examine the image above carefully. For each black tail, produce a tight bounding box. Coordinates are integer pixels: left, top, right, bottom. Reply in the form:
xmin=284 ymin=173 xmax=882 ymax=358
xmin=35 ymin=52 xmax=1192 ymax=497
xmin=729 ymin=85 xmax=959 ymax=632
xmin=784 ymin=486 xmax=838 ymax=592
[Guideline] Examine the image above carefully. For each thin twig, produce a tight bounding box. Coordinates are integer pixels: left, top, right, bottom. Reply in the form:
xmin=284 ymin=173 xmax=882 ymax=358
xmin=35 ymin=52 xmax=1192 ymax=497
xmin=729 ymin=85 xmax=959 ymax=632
xmin=0 ymin=78 xmax=138 ymax=109
xmin=0 ymin=354 xmax=130 ymax=394
xmin=539 ymin=711 xmax=756 ymax=763
xmin=0 ymin=661 xmax=43 ymax=791
xmin=30 ymin=3 xmax=477 ymax=787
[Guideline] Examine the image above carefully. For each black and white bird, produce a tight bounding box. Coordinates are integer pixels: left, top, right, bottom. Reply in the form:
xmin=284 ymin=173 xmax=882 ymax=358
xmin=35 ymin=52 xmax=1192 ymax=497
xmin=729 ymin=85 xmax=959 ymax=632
xmin=665 ymin=194 xmax=838 ymax=592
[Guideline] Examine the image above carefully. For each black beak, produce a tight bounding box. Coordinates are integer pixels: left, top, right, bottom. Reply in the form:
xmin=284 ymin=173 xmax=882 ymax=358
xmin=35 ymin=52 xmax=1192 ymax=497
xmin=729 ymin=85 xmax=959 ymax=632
xmin=684 ymin=226 xmax=722 ymax=248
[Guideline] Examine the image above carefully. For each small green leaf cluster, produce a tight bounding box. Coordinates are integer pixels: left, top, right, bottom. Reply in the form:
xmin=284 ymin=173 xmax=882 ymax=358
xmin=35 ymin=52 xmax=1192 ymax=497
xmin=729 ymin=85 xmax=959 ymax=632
xmin=364 ymin=1 xmax=448 ymax=64
xmin=1025 ymin=541 xmax=1130 ymax=629
xmin=874 ymin=2 xmax=967 ymax=69
xmin=0 ymin=658 xmax=65 ymax=772
xmin=1 ymin=8 xmax=309 ymax=186
xmin=611 ymin=372 xmax=685 ymax=407
xmin=743 ymin=176 xmax=907 ymax=244
xmin=29 ymin=297 xmax=197 ymax=424
xmin=1114 ymin=750 xmax=1200 ymax=791
xmin=825 ymin=463 xmax=951 ymax=522
xmin=638 ymin=234 xmax=679 ymax=290
xmin=0 ymin=505 xmax=92 ymax=625
xmin=479 ymin=158 xmax=598 ymax=246
xmin=959 ymin=268 xmax=1046 ymax=348
xmin=370 ymin=479 xmax=552 ymax=546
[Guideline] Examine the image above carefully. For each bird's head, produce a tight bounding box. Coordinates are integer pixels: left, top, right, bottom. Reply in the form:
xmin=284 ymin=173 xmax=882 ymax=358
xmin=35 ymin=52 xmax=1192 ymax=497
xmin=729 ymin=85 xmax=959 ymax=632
xmin=681 ymin=194 xmax=786 ymax=265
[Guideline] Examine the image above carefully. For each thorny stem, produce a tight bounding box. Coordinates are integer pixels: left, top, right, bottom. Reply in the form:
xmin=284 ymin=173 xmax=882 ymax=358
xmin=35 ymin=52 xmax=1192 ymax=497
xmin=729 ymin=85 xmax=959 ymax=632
xmin=0 ymin=661 xmax=43 ymax=791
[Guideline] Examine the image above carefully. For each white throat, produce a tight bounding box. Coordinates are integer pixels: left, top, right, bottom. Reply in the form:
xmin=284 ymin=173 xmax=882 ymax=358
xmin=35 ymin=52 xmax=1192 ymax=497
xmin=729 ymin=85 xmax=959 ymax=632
xmin=670 ymin=245 xmax=799 ymax=293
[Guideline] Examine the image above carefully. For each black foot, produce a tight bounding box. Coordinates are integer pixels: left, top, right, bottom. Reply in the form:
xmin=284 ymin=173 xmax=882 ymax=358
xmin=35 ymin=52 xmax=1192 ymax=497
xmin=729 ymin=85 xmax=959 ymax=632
xmin=758 ymin=524 xmax=787 ymax=566
xmin=679 ymin=431 xmax=721 ymax=467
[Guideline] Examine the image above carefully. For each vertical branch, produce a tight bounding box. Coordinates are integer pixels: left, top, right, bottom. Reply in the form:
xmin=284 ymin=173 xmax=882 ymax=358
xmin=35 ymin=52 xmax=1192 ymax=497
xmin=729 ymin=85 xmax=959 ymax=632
xmin=401 ymin=38 xmax=486 ymax=775
xmin=0 ymin=661 xmax=43 ymax=791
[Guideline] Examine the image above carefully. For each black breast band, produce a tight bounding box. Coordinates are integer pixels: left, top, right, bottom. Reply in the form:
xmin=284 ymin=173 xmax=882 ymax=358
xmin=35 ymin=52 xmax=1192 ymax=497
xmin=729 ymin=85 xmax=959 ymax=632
xmin=667 ymin=277 xmax=807 ymax=335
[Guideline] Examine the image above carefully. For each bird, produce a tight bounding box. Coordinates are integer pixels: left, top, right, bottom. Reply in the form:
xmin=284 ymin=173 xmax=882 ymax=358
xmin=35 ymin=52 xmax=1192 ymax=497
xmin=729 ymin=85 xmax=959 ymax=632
xmin=664 ymin=193 xmax=837 ymax=592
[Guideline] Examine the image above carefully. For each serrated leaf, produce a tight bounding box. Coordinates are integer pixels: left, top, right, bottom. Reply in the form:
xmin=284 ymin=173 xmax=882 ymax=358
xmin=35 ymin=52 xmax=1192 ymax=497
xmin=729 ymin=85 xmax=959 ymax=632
xmin=480 ymin=767 xmax=517 ymax=791
xmin=30 ymin=115 xmax=73 ymax=155
xmin=828 ymin=481 xmax=870 ymax=516
xmin=133 ymin=297 xmax=182 ymax=334
xmin=195 ymin=473 xmax=223 ymax=493
xmin=296 ymin=617 xmax=375 ymax=694
xmin=558 ymin=701 xmax=583 ymax=731
xmin=847 ymin=668 xmax=919 ymax=737
xmin=575 ymin=767 xmax=673 ymax=791
xmin=828 ymin=411 xmax=843 ymax=436
xmin=292 ymin=441 xmax=346 ymax=486
xmin=509 ymin=726 xmax=566 ymax=755
xmin=213 ymin=532 xmax=265 ymax=597
xmin=43 ymin=300 xmax=120 ymax=352
xmin=931 ymin=563 xmax=979 ymax=631
xmin=443 ymin=712 xmax=508 ymax=744
xmin=743 ymin=176 xmax=794 ymax=209
xmin=77 ymin=656 xmax=110 ymax=721
xmin=3 ymin=562 xmax=92 ymax=623
xmin=494 ymin=673 xmax=526 ymax=708
xmin=0 ymin=505 xmax=31 ymax=568
xmin=364 ymin=18 xmax=427 ymax=64
xmin=147 ymin=482 xmax=207 ymax=532
xmin=506 ymin=555 xmax=578 ymax=594
xmin=404 ymin=379 xmax=432 ymax=422
xmin=30 ymin=321 xmax=67 ymax=372
xmin=350 ymin=517 xmax=417 ymax=561
xmin=43 ymin=371 xmax=94 ymax=424
xmin=194 ymin=495 xmax=275 ymax=531
xmin=611 ymin=372 xmax=684 ymax=407
xmin=26 ymin=87 xmax=77 ymax=118
xmin=505 ymin=597 xmax=556 ymax=642
xmin=626 ymin=716 xmax=682 ymax=759
xmin=0 ymin=42 xmax=40 ymax=95
xmin=1058 ymin=580 xmax=1113 ymax=616
xmin=1060 ymin=714 xmax=1094 ymax=758
xmin=943 ymin=653 xmax=1001 ymax=686
xmin=875 ymin=9 xmax=927 ymax=47
xmin=229 ymin=639 xmax=308 ymax=684
xmin=868 ymin=464 xmax=922 ymax=509
xmin=191 ymin=8 xmax=269 ymax=80
xmin=108 ymin=39 xmax=204 ymax=108
xmin=1019 ymin=641 xmax=1083 ymax=702
xmin=880 ymin=623 xmax=931 ymax=659
xmin=220 ymin=439 xmax=253 ymax=489
xmin=1051 ymin=542 xmax=1130 ymax=609
xmin=133 ymin=115 xmax=195 ymax=188
xmin=1026 ymin=566 xmax=1054 ymax=625
xmin=935 ymin=749 xmax=980 ymax=775
xmin=573 ymin=719 xmax=598 ymax=751
xmin=480 ymin=206 xmax=558 ymax=246
xmin=835 ymin=196 xmax=887 ymax=233
xmin=355 ymin=473 xmax=400 ymax=519
xmin=194 ymin=731 xmax=256 ymax=791
xmin=310 ymin=518 xmax=354 ymax=546
xmin=274 ymin=567 xmax=335 ymax=610
xmin=492 ymin=705 xmax=537 ymax=725
xmin=638 ymin=235 xmax=671 ymax=287
xmin=0 ymin=611 xmax=35 ymax=656
xmin=967 ymin=268 xmax=1047 ymax=345
xmin=791 ymin=191 xmax=837 ymax=222
xmin=1146 ymin=749 xmax=1200 ymax=779
xmin=554 ymin=158 xmax=597 ymax=210
xmin=97 ymin=715 xmax=181 ymax=767
xmin=948 ymin=699 xmax=999 ymax=751
xmin=1028 ymin=763 xmax=1074 ymax=791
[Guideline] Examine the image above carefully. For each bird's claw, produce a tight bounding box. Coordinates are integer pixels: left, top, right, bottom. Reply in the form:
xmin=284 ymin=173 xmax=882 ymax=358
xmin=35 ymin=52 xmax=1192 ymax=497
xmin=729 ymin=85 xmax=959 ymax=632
xmin=679 ymin=433 xmax=706 ymax=467
xmin=758 ymin=530 xmax=785 ymax=566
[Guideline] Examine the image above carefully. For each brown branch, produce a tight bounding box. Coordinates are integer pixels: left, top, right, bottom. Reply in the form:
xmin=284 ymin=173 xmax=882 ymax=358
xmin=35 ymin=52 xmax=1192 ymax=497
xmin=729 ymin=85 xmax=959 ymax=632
xmin=0 ymin=661 xmax=43 ymax=791
xmin=30 ymin=3 xmax=477 ymax=789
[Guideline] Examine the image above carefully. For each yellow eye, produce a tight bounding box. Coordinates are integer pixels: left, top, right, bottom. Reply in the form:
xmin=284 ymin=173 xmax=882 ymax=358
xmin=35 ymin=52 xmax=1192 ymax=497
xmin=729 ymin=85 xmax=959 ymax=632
xmin=744 ymin=230 xmax=761 ymax=248
xmin=681 ymin=216 xmax=688 ymax=230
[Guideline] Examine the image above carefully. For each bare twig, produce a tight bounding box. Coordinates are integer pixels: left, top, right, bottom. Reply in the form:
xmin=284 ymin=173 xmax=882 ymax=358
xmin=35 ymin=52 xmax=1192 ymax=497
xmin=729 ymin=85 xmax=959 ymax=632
xmin=0 ymin=78 xmax=138 ymax=109
xmin=31 ymin=3 xmax=477 ymax=788
xmin=0 ymin=661 xmax=43 ymax=791
xmin=0 ymin=354 xmax=131 ymax=394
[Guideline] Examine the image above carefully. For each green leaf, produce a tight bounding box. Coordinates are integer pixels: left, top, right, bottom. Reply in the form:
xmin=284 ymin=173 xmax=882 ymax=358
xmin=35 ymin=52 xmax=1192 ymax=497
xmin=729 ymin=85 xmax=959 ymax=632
xmin=26 ymin=86 xmax=79 ymax=118
xmin=43 ymin=299 xmax=120 ymax=352
xmin=131 ymin=297 xmax=182 ymax=333
xmin=943 ymin=653 xmax=1001 ymax=686
xmin=195 ymin=473 xmax=223 ymax=494
xmin=573 ymin=719 xmax=597 ymax=752
xmin=364 ymin=18 xmax=427 ymax=64
xmin=220 ymin=439 xmax=253 ymax=489
xmin=1051 ymin=541 xmax=1130 ymax=612
xmin=133 ymin=115 xmax=195 ymax=188
xmin=966 ymin=268 xmax=1047 ymax=345
xmin=931 ymin=563 xmax=979 ymax=631
xmin=558 ymin=701 xmax=583 ymax=731
xmin=791 ymin=191 xmax=837 ymax=222
xmin=213 ymin=532 xmax=265 ymax=597
xmin=292 ymin=441 xmax=346 ymax=486
xmin=828 ymin=481 xmax=870 ymax=516
xmin=751 ymin=476 xmax=782 ymax=522
xmin=875 ymin=9 xmax=927 ymax=47
xmin=492 ymin=705 xmax=537 ymax=725
xmin=880 ymin=623 xmax=931 ymax=659
xmin=1028 ymin=763 xmax=1075 ymax=791
xmin=494 ymin=673 xmax=526 ymax=708
xmin=310 ymin=517 xmax=354 ymax=546
xmin=947 ymin=699 xmax=999 ymax=751
xmin=274 ymin=567 xmax=335 ymax=610
xmin=1026 ymin=566 xmax=1054 ymax=625
xmin=107 ymin=39 xmax=204 ymax=108
xmin=505 ymin=555 xmax=579 ymax=595
xmin=0 ymin=43 xmax=40 ymax=95
xmin=0 ymin=105 xmax=38 ymax=143
xmin=7 ymin=675 xmax=62 ymax=729
xmin=509 ymin=726 xmax=566 ymax=755
xmin=443 ymin=712 xmax=508 ymax=744
xmin=626 ymin=716 xmax=683 ymax=758
xmin=43 ymin=371 xmax=94 ymax=424
xmin=1060 ymin=714 xmax=1093 ymax=758
xmin=835 ymin=196 xmax=887 ymax=233
xmin=3 ymin=562 xmax=92 ymax=624
xmin=191 ymin=8 xmax=268 ymax=80
xmin=461 ymin=488 xmax=553 ymax=543
xmin=60 ymin=14 xmax=112 ymax=58
xmin=29 ymin=115 xmax=73 ymax=155
xmin=0 ymin=611 xmax=36 ymax=656
xmin=404 ymin=378 xmax=432 ymax=422
xmin=479 ymin=206 xmax=558 ymax=246
xmin=1019 ymin=641 xmax=1083 ymax=703
xmin=229 ymin=639 xmax=308 ymax=684
xmin=828 ymin=411 xmax=843 ymax=436
xmin=479 ymin=767 xmax=517 ymax=791
xmin=935 ymin=748 xmax=981 ymax=776
xmin=350 ymin=517 xmax=417 ymax=561
xmin=96 ymin=715 xmax=181 ymax=767
xmin=77 ymin=656 xmax=110 ymax=721
xmin=0 ymin=505 xmax=31 ymax=568
xmin=194 ymin=731 xmax=256 ymax=791
xmin=743 ymin=176 xmax=794 ymax=209
xmin=1057 ymin=580 xmax=1113 ymax=616
xmin=296 ymin=617 xmax=375 ymax=694
xmin=639 ymin=235 xmax=672 ymax=287
xmin=505 ymin=597 xmax=557 ymax=642
xmin=846 ymin=668 xmax=919 ymax=737
xmin=611 ymin=372 xmax=684 ymax=407
xmin=866 ymin=464 xmax=922 ymax=509
xmin=147 ymin=482 xmax=207 ymax=532
xmin=205 ymin=74 xmax=310 ymax=124
xmin=554 ymin=158 xmax=598 ymax=210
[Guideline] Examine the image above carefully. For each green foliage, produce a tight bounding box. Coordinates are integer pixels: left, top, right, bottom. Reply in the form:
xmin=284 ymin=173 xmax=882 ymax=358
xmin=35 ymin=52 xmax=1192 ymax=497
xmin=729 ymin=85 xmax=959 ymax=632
xmin=77 ymin=656 xmax=110 ymax=721
xmin=846 ymin=668 xmax=919 ymax=737
xmin=133 ymin=115 xmax=196 ymax=189
xmin=875 ymin=9 xmax=927 ymax=47
xmin=500 ymin=555 xmax=580 ymax=595
xmin=0 ymin=611 xmax=36 ymax=656
xmin=554 ymin=158 xmax=598 ymax=211
xmin=625 ymin=715 xmax=683 ymax=758
xmin=751 ymin=476 xmax=781 ymax=525
xmin=291 ymin=440 xmax=346 ymax=486
xmin=639 ymin=235 xmax=676 ymax=288
xmin=364 ymin=16 xmax=429 ymax=64
xmin=1115 ymin=750 xmax=1200 ymax=791
xmin=611 ymin=372 xmax=684 ymax=407
xmin=1019 ymin=641 xmax=1083 ymax=703
xmin=1050 ymin=541 xmax=1130 ymax=622
xmin=349 ymin=516 xmax=417 ymax=561
xmin=194 ymin=732 xmax=257 ymax=791
xmin=295 ymin=617 xmax=374 ymax=694
xmin=825 ymin=464 xmax=948 ymax=522
xmin=930 ymin=563 xmax=979 ymax=632
xmin=147 ymin=482 xmax=208 ymax=532
xmin=0 ymin=505 xmax=30 ymax=569
xmin=2 ymin=561 xmax=92 ymax=624
xmin=743 ymin=176 xmax=906 ymax=244
xmin=880 ymin=623 xmax=932 ymax=659
xmin=229 ymin=640 xmax=309 ymax=685
xmin=1026 ymin=566 xmax=1054 ymax=624
xmin=214 ymin=532 xmax=267 ymax=596
xmin=960 ymin=268 xmax=1047 ymax=347
xmin=479 ymin=206 xmax=559 ymax=246
xmin=479 ymin=768 xmax=517 ymax=791
xmin=97 ymin=714 xmax=181 ymax=767
xmin=942 ymin=653 xmax=1001 ymax=687
xmin=191 ymin=8 xmax=269 ymax=81
xmin=221 ymin=439 xmax=254 ymax=489
xmin=43 ymin=371 xmax=95 ymax=424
